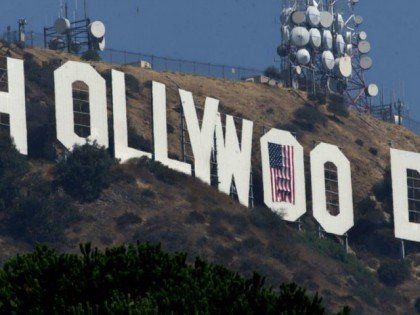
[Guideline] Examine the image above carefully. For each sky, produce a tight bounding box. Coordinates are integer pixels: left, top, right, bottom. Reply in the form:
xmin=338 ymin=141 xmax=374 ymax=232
xmin=1 ymin=0 xmax=420 ymax=120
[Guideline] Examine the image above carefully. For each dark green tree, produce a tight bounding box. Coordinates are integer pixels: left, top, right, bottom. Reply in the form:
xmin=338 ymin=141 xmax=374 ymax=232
xmin=55 ymin=142 xmax=116 ymax=202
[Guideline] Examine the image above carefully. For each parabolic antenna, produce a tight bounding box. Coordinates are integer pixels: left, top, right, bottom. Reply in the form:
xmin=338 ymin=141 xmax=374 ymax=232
xmin=359 ymin=31 xmax=368 ymax=40
xmin=359 ymin=56 xmax=373 ymax=70
xmin=291 ymin=11 xmax=306 ymax=25
xmin=365 ymin=84 xmax=379 ymax=97
xmin=323 ymin=30 xmax=333 ymax=50
xmin=358 ymin=40 xmax=371 ymax=54
xmin=335 ymin=55 xmax=352 ymax=78
xmin=291 ymin=27 xmax=310 ymax=47
xmin=345 ymin=31 xmax=352 ymax=43
xmin=320 ymin=11 xmax=333 ymax=28
xmin=306 ymin=6 xmax=321 ymax=27
xmin=293 ymin=65 xmax=302 ymax=75
xmin=48 ymin=38 xmax=65 ymax=50
xmin=98 ymin=37 xmax=106 ymax=51
xmin=335 ymin=34 xmax=345 ymax=55
xmin=296 ymin=49 xmax=311 ymax=65
xmin=277 ymin=44 xmax=289 ymax=57
xmin=70 ymin=41 xmax=81 ymax=53
xmin=346 ymin=44 xmax=353 ymax=55
xmin=309 ymin=28 xmax=322 ymax=48
xmin=334 ymin=13 xmax=345 ymax=32
xmin=281 ymin=25 xmax=291 ymax=43
xmin=354 ymin=15 xmax=364 ymax=25
xmin=322 ymin=50 xmax=335 ymax=70
xmin=88 ymin=21 xmax=106 ymax=39
xmin=54 ymin=18 xmax=70 ymax=34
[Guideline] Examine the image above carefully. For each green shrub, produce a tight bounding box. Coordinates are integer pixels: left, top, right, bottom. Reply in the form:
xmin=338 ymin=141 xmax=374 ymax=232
xmin=55 ymin=142 xmax=116 ymax=202
xmin=414 ymin=297 xmax=420 ymax=313
xmin=0 ymin=243 xmax=350 ymax=314
xmin=264 ymin=66 xmax=282 ymax=80
xmin=81 ymin=50 xmax=101 ymax=61
xmin=115 ymin=212 xmax=142 ymax=229
xmin=327 ymin=100 xmax=349 ymax=118
xmin=373 ymin=167 xmax=393 ymax=211
xmin=294 ymin=104 xmax=327 ymax=131
xmin=377 ymin=260 xmax=411 ymax=287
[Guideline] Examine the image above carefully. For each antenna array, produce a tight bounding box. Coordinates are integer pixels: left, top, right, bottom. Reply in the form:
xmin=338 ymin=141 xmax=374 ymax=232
xmin=278 ymin=0 xmax=378 ymax=111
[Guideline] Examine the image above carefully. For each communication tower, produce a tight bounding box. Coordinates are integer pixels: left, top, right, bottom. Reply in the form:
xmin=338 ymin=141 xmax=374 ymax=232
xmin=278 ymin=0 xmax=378 ymax=111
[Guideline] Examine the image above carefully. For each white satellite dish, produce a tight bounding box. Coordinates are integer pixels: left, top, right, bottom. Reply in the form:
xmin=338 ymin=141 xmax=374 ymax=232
xmin=335 ymin=34 xmax=346 ymax=55
xmin=296 ymin=48 xmax=311 ymax=65
xmin=345 ymin=44 xmax=353 ymax=55
xmin=365 ymin=84 xmax=379 ymax=97
xmin=322 ymin=50 xmax=335 ymax=70
xmin=291 ymin=11 xmax=306 ymax=25
xmin=322 ymin=30 xmax=333 ymax=50
xmin=309 ymin=28 xmax=322 ymax=48
xmin=360 ymin=56 xmax=373 ymax=70
xmin=354 ymin=15 xmax=364 ymax=25
xmin=306 ymin=6 xmax=321 ymax=27
xmin=98 ymin=37 xmax=106 ymax=51
xmin=320 ymin=11 xmax=333 ymax=28
xmin=334 ymin=13 xmax=345 ymax=32
xmin=345 ymin=31 xmax=352 ymax=43
xmin=335 ymin=55 xmax=352 ymax=78
xmin=54 ymin=18 xmax=70 ymax=34
xmin=291 ymin=27 xmax=310 ymax=47
xmin=281 ymin=25 xmax=291 ymax=43
xmin=293 ymin=65 xmax=302 ymax=75
xmin=359 ymin=31 xmax=368 ymax=40
xmin=89 ymin=21 xmax=106 ymax=39
xmin=358 ymin=40 xmax=371 ymax=54
xmin=292 ymin=77 xmax=300 ymax=90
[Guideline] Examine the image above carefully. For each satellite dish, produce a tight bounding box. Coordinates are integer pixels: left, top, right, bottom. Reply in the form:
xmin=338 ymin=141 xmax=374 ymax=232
xmin=354 ymin=15 xmax=364 ymax=25
xmin=360 ymin=56 xmax=373 ymax=70
xmin=291 ymin=27 xmax=310 ymax=47
xmin=277 ymin=44 xmax=289 ymax=57
xmin=306 ymin=6 xmax=321 ymax=27
xmin=345 ymin=44 xmax=353 ymax=55
xmin=320 ymin=11 xmax=333 ymax=28
xmin=359 ymin=31 xmax=368 ymax=40
xmin=365 ymin=84 xmax=379 ymax=97
xmin=358 ymin=40 xmax=371 ymax=54
xmin=335 ymin=55 xmax=352 ymax=78
xmin=88 ymin=21 xmax=106 ymax=39
xmin=70 ymin=41 xmax=81 ymax=53
xmin=322 ymin=50 xmax=335 ymax=70
xmin=334 ymin=13 xmax=345 ymax=32
xmin=291 ymin=11 xmax=306 ymax=25
xmin=293 ymin=65 xmax=302 ymax=75
xmin=48 ymin=38 xmax=65 ymax=50
xmin=281 ymin=25 xmax=291 ymax=43
xmin=54 ymin=18 xmax=70 ymax=34
xmin=296 ymin=48 xmax=311 ymax=65
xmin=345 ymin=31 xmax=353 ymax=43
xmin=309 ymin=28 xmax=322 ymax=48
xmin=98 ymin=37 xmax=106 ymax=51
xmin=335 ymin=34 xmax=346 ymax=55
xmin=323 ymin=30 xmax=333 ymax=50
xmin=351 ymin=0 xmax=360 ymax=4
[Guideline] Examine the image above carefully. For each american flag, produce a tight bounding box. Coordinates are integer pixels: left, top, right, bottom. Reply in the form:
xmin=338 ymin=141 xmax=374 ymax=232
xmin=268 ymin=143 xmax=295 ymax=204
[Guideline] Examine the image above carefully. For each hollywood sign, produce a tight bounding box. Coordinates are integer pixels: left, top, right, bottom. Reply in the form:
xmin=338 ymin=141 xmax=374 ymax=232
xmin=1 ymin=57 xmax=419 ymax=243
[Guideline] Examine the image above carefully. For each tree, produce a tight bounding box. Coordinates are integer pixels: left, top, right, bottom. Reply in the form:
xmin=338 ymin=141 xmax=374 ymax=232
xmin=55 ymin=142 xmax=116 ymax=202
xmin=0 ymin=243 xmax=351 ymax=314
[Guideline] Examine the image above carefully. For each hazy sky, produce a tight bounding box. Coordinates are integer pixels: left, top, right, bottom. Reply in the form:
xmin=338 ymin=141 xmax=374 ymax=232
xmin=2 ymin=0 xmax=420 ymax=120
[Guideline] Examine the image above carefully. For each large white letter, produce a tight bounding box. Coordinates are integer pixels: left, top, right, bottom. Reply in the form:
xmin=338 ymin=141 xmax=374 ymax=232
xmin=260 ymin=129 xmax=306 ymax=221
xmin=55 ymin=61 xmax=108 ymax=150
xmin=215 ymin=115 xmax=253 ymax=207
xmin=0 ymin=57 xmax=27 ymax=155
xmin=152 ymin=82 xmax=191 ymax=174
xmin=311 ymin=143 xmax=354 ymax=236
xmin=391 ymin=148 xmax=420 ymax=242
xmin=179 ymin=89 xmax=219 ymax=184
xmin=112 ymin=70 xmax=151 ymax=162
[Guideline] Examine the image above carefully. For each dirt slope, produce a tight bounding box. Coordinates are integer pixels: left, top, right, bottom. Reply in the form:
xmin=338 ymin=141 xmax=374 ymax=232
xmin=0 ymin=44 xmax=419 ymax=313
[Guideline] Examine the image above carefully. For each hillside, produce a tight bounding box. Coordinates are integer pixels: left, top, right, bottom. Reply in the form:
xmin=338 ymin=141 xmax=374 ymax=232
xmin=0 ymin=43 xmax=419 ymax=314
